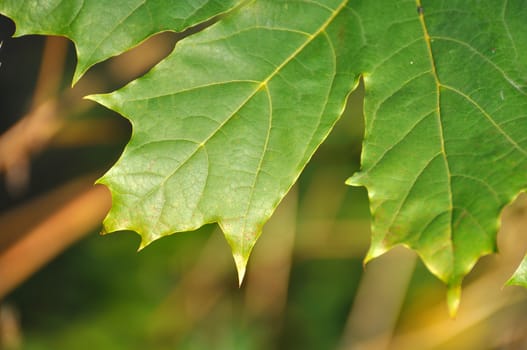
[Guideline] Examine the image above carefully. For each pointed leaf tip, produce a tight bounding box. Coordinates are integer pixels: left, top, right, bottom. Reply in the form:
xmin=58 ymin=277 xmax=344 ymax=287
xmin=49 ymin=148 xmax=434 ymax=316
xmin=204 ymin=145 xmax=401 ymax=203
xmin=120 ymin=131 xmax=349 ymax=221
xmin=506 ymin=255 xmax=527 ymax=288
xmin=71 ymin=66 xmax=86 ymax=87
xmin=138 ymin=238 xmax=151 ymax=252
xmin=224 ymin=231 xmax=258 ymax=287
xmin=345 ymin=173 xmax=363 ymax=187
xmin=363 ymin=245 xmax=387 ymax=267
xmin=233 ymin=253 xmax=248 ymax=287
xmin=447 ymin=284 xmax=461 ymax=318
xmin=84 ymin=93 xmax=113 ymax=109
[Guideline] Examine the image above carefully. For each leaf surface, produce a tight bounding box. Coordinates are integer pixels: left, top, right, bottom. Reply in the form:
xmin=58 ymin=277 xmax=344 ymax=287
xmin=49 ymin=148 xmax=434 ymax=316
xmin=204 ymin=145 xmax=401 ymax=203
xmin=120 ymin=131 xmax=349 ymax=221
xmin=0 ymin=0 xmax=242 ymax=83
xmin=347 ymin=0 xmax=527 ymax=313
xmin=89 ymin=0 xmax=362 ymax=281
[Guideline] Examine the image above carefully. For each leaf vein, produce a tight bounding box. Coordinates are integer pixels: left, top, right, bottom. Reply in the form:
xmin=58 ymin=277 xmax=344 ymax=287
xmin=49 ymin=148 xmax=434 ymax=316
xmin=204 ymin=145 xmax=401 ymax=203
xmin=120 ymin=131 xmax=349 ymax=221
xmin=367 ymin=109 xmax=435 ymax=173
xmin=369 ymin=70 xmax=433 ymax=132
xmin=416 ymin=0 xmax=454 ymax=243
xmin=441 ymin=84 xmax=527 ymax=156
xmin=386 ymin=152 xmax=443 ymax=235
xmin=432 ymin=35 xmax=526 ymax=95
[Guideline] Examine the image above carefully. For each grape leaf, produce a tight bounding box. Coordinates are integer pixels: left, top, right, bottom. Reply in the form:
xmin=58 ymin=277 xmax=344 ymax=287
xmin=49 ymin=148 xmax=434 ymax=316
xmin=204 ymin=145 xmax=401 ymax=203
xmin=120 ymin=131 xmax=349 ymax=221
xmin=0 ymin=0 xmax=242 ymax=83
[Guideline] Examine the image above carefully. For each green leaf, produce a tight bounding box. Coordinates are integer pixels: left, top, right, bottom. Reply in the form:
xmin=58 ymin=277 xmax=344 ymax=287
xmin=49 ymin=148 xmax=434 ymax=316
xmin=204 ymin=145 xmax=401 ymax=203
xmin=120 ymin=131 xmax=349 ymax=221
xmin=0 ymin=0 xmax=242 ymax=83
xmin=508 ymin=255 xmax=527 ymax=288
xmin=347 ymin=0 xmax=527 ymax=314
xmin=89 ymin=0 xmax=361 ymax=281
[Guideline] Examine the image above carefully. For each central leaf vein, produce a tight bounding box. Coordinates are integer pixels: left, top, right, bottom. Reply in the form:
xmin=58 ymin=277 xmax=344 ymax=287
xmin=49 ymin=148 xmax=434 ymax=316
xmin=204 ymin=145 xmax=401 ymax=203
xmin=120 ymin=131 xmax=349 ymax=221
xmin=415 ymin=0 xmax=454 ymax=235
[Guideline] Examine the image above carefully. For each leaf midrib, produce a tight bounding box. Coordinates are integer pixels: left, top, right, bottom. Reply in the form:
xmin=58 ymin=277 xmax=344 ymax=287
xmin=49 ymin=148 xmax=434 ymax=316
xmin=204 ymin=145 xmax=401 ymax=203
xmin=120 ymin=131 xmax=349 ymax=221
xmin=415 ymin=0 xmax=454 ymax=248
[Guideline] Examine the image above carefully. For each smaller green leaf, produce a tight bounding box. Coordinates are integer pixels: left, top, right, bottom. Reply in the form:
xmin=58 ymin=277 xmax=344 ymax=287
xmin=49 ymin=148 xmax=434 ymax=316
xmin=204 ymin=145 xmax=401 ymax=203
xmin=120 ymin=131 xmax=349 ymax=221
xmin=0 ymin=0 xmax=242 ymax=83
xmin=507 ymin=255 xmax=527 ymax=288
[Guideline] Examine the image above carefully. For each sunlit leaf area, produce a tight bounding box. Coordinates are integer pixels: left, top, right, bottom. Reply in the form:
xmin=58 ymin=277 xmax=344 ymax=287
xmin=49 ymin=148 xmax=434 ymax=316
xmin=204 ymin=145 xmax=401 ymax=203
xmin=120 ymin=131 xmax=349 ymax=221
xmin=2 ymin=5 xmax=527 ymax=349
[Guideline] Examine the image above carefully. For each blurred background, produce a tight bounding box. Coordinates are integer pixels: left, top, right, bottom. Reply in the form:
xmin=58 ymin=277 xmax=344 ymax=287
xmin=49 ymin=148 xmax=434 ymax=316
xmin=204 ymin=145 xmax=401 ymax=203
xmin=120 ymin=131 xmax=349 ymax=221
xmin=1 ymin=13 xmax=527 ymax=350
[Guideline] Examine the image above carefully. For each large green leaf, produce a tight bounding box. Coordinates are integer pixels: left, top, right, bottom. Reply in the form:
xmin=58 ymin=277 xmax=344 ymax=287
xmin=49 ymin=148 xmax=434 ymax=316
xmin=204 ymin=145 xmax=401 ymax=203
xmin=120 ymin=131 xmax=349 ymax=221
xmin=89 ymin=0 xmax=361 ymax=281
xmin=2 ymin=0 xmax=527 ymax=313
xmin=0 ymin=0 xmax=242 ymax=83
xmin=347 ymin=0 xmax=527 ymax=313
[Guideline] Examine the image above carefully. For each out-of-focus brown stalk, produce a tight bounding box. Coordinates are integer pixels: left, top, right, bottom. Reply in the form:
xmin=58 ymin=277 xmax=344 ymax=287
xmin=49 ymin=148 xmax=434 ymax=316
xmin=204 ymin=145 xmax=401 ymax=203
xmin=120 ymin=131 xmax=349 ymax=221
xmin=244 ymin=187 xmax=297 ymax=325
xmin=31 ymin=36 xmax=68 ymax=107
xmin=0 ymin=184 xmax=111 ymax=299
xmin=0 ymin=36 xmax=68 ymax=196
